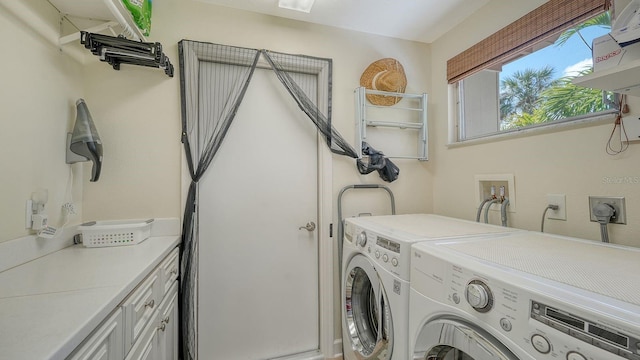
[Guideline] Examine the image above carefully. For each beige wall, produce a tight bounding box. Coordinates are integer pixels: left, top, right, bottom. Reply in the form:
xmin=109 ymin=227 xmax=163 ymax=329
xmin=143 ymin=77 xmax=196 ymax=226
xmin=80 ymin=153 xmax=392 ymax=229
xmin=1 ymin=1 xmax=432 ymax=238
xmin=80 ymin=53 xmax=183 ymax=220
xmin=81 ymin=1 xmax=433 ymax=221
xmin=5 ymin=0 xmax=640 ymax=353
xmin=3 ymin=1 xmax=432 ymax=351
xmin=80 ymin=4 xmax=432 ymax=350
xmin=0 ymin=1 xmax=84 ymax=243
xmin=430 ymin=0 xmax=640 ymax=247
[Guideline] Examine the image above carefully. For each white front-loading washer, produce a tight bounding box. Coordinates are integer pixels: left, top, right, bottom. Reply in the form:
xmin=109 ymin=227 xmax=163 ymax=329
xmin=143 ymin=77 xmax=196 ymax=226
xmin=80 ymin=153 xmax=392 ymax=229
xmin=409 ymin=231 xmax=640 ymax=360
xmin=341 ymin=214 xmax=520 ymax=360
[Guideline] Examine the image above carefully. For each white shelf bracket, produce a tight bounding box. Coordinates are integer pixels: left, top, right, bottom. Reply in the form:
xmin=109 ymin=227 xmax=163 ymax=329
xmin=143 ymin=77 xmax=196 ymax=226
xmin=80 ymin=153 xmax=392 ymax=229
xmin=59 ymin=20 xmax=120 ymax=45
xmin=49 ymin=0 xmax=145 ymax=47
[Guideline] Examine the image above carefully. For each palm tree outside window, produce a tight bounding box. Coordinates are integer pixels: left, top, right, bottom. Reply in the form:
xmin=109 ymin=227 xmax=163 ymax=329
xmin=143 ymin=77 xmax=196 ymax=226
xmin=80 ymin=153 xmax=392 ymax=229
xmin=458 ymin=11 xmax=617 ymax=140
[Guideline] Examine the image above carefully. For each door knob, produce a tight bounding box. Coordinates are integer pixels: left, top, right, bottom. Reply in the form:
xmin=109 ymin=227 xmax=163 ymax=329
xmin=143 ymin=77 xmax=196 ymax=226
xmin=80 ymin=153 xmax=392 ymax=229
xmin=299 ymin=222 xmax=316 ymax=231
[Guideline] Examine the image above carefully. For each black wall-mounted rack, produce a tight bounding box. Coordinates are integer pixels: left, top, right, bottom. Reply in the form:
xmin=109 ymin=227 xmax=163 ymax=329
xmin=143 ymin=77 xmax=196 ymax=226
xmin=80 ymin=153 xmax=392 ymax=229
xmin=80 ymin=32 xmax=174 ymax=77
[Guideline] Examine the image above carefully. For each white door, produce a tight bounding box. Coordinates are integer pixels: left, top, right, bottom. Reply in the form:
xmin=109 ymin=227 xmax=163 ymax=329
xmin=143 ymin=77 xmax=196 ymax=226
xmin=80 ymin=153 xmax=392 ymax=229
xmin=198 ymin=68 xmax=320 ymax=359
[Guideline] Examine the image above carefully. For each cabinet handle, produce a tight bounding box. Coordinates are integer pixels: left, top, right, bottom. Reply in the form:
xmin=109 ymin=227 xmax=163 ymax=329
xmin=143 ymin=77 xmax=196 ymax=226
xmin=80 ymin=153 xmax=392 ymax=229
xmin=157 ymin=316 xmax=170 ymax=332
xmin=145 ymin=299 xmax=155 ymax=308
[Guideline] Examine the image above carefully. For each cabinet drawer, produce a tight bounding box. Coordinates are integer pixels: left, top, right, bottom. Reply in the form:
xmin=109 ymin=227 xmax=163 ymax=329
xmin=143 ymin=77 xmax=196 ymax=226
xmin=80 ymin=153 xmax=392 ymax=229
xmin=159 ymin=247 xmax=179 ymax=295
xmin=67 ymin=308 xmax=124 ymax=360
xmin=122 ymin=270 xmax=160 ymax=354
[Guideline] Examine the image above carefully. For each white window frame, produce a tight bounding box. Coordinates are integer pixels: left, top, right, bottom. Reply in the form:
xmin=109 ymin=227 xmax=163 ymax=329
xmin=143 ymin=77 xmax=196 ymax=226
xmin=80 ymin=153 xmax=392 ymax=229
xmin=448 ymin=83 xmax=618 ymax=147
xmin=446 ymin=1 xmax=616 ymax=146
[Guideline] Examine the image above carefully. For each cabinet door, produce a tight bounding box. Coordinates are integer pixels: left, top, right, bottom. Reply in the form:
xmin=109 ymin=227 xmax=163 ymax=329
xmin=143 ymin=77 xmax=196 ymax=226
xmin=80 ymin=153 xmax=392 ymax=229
xmin=125 ymin=311 xmax=159 ymax=360
xmin=123 ymin=270 xmax=160 ymax=353
xmin=157 ymin=281 xmax=179 ymax=360
xmin=67 ymin=309 xmax=124 ymax=360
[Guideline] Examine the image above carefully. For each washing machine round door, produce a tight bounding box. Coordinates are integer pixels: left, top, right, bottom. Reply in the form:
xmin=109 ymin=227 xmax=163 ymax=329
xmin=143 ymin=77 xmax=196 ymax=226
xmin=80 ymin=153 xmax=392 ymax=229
xmin=343 ymin=254 xmax=393 ymax=360
xmin=413 ymin=317 xmax=519 ymax=360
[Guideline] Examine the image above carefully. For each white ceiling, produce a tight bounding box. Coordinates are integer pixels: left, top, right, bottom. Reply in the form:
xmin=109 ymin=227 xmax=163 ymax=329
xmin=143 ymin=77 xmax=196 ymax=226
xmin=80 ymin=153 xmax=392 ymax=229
xmin=194 ymin=0 xmax=490 ymax=43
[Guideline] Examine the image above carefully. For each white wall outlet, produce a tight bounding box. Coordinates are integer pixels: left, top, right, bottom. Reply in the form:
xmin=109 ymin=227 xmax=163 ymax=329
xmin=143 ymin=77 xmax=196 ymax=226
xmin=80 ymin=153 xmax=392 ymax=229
xmin=546 ymin=194 xmax=566 ymax=220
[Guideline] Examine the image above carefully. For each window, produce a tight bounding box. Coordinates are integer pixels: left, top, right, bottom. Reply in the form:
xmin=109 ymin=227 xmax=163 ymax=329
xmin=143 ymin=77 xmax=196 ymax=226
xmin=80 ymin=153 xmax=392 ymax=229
xmin=450 ymin=0 xmax=616 ymax=141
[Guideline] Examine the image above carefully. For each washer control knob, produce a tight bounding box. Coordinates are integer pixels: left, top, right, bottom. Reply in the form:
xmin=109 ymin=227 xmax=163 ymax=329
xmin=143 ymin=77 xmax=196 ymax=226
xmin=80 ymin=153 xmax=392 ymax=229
xmin=531 ymin=334 xmax=551 ymax=354
xmin=357 ymin=231 xmax=367 ymax=247
xmin=452 ymin=293 xmax=460 ymax=304
xmin=375 ymin=250 xmax=380 ymax=258
xmin=391 ymin=257 xmax=398 ymax=267
xmin=382 ymin=254 xmax=389 ymax=262
xmin=566 ymin=352 xmax=586 ymax=360
xmin=499 ymin=318 xmax=512 ymax=332
xmin=465 ymin=280 xmax=493 ymax=312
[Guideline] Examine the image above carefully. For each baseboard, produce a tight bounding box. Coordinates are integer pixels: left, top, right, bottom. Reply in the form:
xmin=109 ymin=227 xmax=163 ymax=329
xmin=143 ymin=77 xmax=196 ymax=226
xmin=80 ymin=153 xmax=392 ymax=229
xmin=267 ymin=350 xmax=324 ymax=360
xmin=329 ymin=338 xmax=343 ymax=360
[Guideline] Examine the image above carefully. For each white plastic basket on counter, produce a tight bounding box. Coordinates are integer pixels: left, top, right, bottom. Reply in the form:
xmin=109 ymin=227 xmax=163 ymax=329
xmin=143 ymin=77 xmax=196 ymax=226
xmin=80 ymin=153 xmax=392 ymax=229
xmin=78 ymin=219 xmax=154 ymax=248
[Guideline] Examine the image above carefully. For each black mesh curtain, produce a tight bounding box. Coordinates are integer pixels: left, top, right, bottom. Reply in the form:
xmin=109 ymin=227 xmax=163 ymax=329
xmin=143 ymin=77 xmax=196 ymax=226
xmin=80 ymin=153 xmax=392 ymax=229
xmin=178 ymin=41 xmax=357 ymax=360
xmin=262 ymin=50 xmax=357 ymax=158
xmin=178 ymin=41 xmax=260 ymax=360
xmin=263 ymin=50 xmax=397 ymax=182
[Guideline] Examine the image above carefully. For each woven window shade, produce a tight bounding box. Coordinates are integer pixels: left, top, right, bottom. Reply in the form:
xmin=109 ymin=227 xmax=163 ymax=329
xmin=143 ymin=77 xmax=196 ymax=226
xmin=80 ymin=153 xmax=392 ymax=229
xmin=447 ymin=0 xmax=610 ymax=84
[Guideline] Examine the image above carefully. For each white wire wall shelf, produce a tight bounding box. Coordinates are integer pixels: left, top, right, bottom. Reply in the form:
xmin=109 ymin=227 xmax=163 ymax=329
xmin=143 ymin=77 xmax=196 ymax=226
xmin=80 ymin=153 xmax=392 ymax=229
xmin=49 ymin=0 xmax=147 ymax=45
xmin=572 ymin=58 xmax=640 ymax=96
xmin=355 ymin=87 xmax=428 ymax=160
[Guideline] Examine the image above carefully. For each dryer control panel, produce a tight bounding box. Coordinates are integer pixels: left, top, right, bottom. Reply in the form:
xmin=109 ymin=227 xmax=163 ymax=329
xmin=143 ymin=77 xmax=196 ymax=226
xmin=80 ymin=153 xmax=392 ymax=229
xmin=410 ymin=242 xmax=640 ymax=360
xmin=354 ymin=226 xmax=411 ymax=280
xmin=531 ymin=301 xmax=640 ymax=360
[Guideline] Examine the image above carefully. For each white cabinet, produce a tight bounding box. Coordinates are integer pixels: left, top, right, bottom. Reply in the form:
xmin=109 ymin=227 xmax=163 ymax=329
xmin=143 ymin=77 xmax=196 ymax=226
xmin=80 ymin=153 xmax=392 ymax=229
xmin=124 ymin=311 xmax=160 ymax=360
xmin=123 ymin=270 xmax=160 ymax=353
xmin=158 ymin=248 xmax=180 ymax=295
xmin=157 ymin=282 xmax=179 ymax=360
xmin=125 ymin=281 xmax=179 ymax=360
xmin=67 ymin=309 xmax=125 ymax=360
xmin=67 ymin=247 xmax=180 ymax=360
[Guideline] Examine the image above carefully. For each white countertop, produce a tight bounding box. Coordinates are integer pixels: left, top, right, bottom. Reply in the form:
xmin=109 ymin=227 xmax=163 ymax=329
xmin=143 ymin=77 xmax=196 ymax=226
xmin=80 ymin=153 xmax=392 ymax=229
xmin=0 ymin=234 xmax=180 ymax=360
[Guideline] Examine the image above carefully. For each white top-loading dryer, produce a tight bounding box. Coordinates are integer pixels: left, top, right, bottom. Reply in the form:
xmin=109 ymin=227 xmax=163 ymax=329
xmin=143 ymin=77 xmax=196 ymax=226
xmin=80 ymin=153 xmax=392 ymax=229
xmin=409 ymin=231 xmax=640 ymax=360
xmin=341 ymin=214 xmax=520 ymax=360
